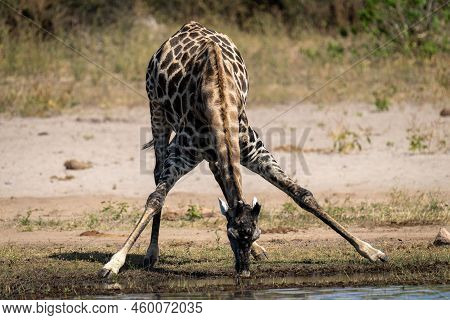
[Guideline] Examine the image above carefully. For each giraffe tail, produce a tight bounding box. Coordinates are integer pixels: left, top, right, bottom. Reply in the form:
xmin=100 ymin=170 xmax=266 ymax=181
xmin=202 ymin=42 xmax=242 ymax=203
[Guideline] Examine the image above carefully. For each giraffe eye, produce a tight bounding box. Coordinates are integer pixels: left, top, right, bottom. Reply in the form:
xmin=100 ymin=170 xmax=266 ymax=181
xmin=227 ymin=227 xmax=239 ymax=239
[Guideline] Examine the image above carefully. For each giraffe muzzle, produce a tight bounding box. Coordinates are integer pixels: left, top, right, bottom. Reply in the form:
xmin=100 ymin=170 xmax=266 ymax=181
xmin=233 ymin=245 xmax=251 ymax=277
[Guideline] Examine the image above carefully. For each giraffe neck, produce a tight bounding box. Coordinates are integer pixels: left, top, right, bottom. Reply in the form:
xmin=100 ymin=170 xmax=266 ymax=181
xmin=202 ymin=42 xmax=243 ymax=206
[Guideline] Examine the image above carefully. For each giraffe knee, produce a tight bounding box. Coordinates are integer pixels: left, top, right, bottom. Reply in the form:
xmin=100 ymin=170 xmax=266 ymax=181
xmin=145 ymin=188 xmax=166 ymax=211
xmin=294 ymin=188 xmax=320 ymax=211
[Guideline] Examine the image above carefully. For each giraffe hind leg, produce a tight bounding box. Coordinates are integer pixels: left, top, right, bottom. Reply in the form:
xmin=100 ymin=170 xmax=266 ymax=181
xmin=143 ymin=212 xmax=161 ymax=269
xmin=143 ymin=101 xmax=172 ymax=269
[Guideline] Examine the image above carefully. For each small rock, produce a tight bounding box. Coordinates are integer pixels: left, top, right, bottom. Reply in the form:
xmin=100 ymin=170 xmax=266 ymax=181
xmin=439 ymin=108 xmax=450 ymax=117
xmin=37 ymin=131 xmax=48 ymax=136
xmin=64 ymin=159 xmax=92 ymax=170
xmin=433 ymin=227 xmax=450 ymax=246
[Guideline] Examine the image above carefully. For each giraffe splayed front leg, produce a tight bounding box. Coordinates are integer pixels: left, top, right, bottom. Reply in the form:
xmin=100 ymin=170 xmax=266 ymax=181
xmin=99 ymin=136 xmax=201 ymax=277
xmin=99 ymin=185 xmax=167 ymax=278
xmin=240 ymin=126 xmax=388 ymax=263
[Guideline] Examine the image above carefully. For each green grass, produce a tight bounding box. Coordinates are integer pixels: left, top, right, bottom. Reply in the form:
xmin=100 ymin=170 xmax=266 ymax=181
xmin=163 ymin=191 xmax=449 ymax=231
xmin=258 ymin=191 xmax=449 ymax=231
xmin=17 ymin=211 xmax=32 ymax=232
xmin=12 ymin=201 xmax=141 ymax=232
xmin=0 ymin=240 xmax=448 ymax=299
xmin=9 ymin=191 xmax=449 ymax=233
xmin=405 ymin=122 xmax=448 ymax=154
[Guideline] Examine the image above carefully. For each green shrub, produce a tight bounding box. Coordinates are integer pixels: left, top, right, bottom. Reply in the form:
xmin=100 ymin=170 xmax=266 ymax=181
xmin=408 ymin=133 xmax=430 ymax=152
xmin=374 ymin=96 xmax=390 ymax=112
xmin=327 ymin=41 xmax=345 ymax=58
xmin=359 ymin=0 xmax=449 ymax=53
xmin=185 ymin=205 xmax=203 ymax=221
xmin=331 ymin=128 xmax=362 ymax=153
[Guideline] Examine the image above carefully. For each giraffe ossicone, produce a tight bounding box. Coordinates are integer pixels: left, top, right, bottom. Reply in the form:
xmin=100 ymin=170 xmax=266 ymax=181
xmin=99 ymin=21 xmax=387 ymax=278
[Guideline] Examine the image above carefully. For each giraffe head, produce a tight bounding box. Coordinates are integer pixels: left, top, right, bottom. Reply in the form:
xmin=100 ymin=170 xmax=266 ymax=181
xmin=219 ymin=197 xmax=261 ymax=277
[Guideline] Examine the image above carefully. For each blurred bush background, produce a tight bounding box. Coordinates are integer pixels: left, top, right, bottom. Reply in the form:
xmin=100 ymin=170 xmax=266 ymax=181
xmin=0 ymin=0 xmax=449 ymax=116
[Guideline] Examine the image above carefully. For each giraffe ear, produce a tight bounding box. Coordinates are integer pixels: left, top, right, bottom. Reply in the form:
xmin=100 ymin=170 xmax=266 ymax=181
xmin=218 ymin=198 xmax=229 ymax=216
xmin=252 ymin=197 xmax=261 ymax=217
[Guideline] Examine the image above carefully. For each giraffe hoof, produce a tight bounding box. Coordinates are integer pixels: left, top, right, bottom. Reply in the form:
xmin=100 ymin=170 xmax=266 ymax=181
xmin=98 ymin=268 xmax=114 ymax=278
xmin=143 ymin=256 xmax=159 ymax=269
xmin=375 ymin=251 xmax=388 ymax=262
xmin=358 ymin=242 xmax=388 ymax=263
xmin=369 ymin=249 xmax=388 ymax=263
xmin=238 ymin=270 xmax=251 ymax=278
xmin=143 ymin=245 xmax=159 ymax=269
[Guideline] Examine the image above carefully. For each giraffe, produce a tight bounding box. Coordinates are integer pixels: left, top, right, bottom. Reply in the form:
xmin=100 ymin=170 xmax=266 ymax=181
xmin=99 ymin=21 xmax=387 ymax=278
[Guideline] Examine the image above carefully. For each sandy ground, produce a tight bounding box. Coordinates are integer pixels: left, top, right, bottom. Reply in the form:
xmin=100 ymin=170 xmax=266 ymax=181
xmin=0 ymin=104 xmax=449 ymax=245
xmin=1 ymin=103 xmax=449 ymax=201
xmin=0 ymin=222 xmax=444 ymax=246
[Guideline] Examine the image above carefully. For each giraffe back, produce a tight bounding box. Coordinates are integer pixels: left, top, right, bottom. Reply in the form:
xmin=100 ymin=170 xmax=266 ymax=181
xmin=145 ymin=21 xmax=249 ymax=130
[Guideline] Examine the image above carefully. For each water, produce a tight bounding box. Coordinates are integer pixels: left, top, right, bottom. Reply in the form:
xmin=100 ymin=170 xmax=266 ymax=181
xmin=96 ymin=285 xmax=450 ymax=300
